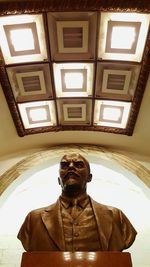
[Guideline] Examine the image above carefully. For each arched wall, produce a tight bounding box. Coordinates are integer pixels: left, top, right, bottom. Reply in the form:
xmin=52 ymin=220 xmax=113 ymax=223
xmin=0 ymin=144 xmax=150 ymax=267
xmin=1 ymin=144 xmax=150 ymax=197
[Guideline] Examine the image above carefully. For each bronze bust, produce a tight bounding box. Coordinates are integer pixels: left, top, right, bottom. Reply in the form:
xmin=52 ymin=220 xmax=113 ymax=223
xmin=18 ymin=153 xmax=137 ymax=251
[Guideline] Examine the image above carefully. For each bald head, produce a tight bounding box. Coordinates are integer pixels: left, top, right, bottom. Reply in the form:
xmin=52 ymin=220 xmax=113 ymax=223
xmin=58 ymin=153 xmax=92 ymax=197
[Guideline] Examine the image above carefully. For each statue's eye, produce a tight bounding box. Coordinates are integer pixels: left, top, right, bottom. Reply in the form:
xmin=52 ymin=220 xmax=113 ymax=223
xmin=74 ymin=161 xmax=84 ymax=168
xmin=61 ymin=162 xmax=69 ymax=169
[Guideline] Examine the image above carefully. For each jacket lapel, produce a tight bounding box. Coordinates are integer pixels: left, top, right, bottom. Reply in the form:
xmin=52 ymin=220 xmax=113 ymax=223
xmin=91 ymin=198 xmax=113 ymax=250
xmin=41 ymin=199 xmax=65 ymax=250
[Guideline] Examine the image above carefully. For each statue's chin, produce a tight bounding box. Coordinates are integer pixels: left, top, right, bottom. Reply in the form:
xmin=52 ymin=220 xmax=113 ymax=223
xmin=63 ymin=184 xmax=82 ymax=197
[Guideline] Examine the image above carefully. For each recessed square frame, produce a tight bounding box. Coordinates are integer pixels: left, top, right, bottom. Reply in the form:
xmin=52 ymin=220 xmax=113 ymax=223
xmin=61 ymin=69 xmax=87 ymax=92
xmin=56 ymin=21 xmax=88 ymax=53
xmin=18 ymin=101 xmax=57 ymax=129
xmin=3 ymin=22 xmax=40 ymax=56
xmin=98 ymin=12 xmax=150 ymax=62
xmin=94 ymin=100 xmax=131 ymax=128
xmin=0 ymin=14 xmax=47 ymax=64
xmin=16 ymin=71 xmax=46 ymax=96
xmin=57 ymin=99 xmax=92 ymax=125
xmin=105 ymin=21 xmax=141 ymax=54
xmin=6 ymin=64 xmax=53 ymax=102
xmin=102 ymin=69 xmax=132 ymax=94
xmin=53 ymin=62 xmax=94 ymax=97
xmin=95 ymin=62 xmax=141 ymax=100
xmin=63 ymin=104 xmax=86 ymax=121
xmin=47 ymin=12 xmax=97 ymax=60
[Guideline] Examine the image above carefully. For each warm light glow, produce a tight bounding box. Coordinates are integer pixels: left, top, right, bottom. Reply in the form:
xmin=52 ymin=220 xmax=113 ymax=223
xmin=64 ymin=72 xmax=83 ymax=89
xmin=18 ymin=101 xmax=56 ymax=128
xmin=53 ymin=63 xmax=93 ymax=97
xmin=103 ymin=107 xmax=121 ymax=121
xmin=94 ymin=100 xmax=131 ymax=128
xmin=88 ymin=252 xmax=96 ymax=261
xmin=111 ymin=26 xmax=136 ymax=49
xmin=10 ymin=28 xmax=34 ymax=51
xmin=29 ymin=108 xmax=47 ymax=122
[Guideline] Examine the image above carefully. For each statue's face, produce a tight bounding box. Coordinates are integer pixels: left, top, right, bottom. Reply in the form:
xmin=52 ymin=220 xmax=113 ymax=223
xmin=58 ymin=153 xmax=92 ymax=196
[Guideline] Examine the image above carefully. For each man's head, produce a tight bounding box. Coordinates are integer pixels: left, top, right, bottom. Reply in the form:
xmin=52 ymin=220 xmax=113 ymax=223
xmin=58 ymin=153 xmax=92 ymax=197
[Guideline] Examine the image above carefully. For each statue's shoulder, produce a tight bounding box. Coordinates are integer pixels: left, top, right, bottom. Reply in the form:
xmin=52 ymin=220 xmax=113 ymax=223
xmin=90 ymin=197 xmax=120 ymax=213
xmin=28 ymin=200 xmax=58 ymax=217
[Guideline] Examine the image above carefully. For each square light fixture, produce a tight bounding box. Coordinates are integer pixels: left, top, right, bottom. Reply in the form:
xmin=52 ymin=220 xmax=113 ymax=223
xmin=61 ymin=69 xmax=87 ymax=92
xmin=102 ymin=69 xmax=132 ymax=94
xmin=57 ymin=99 xmax=92 ymax=125
xmin=56 ymin=21 xmax=89 ymax=53
xmin=3 ymin=22 xmax=40 ymax=56
xmin=18 ymin=101 xmax=56 ymax=129
xmin=53 ymin=63 xmax=93 ymax=97
xmin=105 ymin=21 xmax=141 ymax=54
xmin=95 ymin=62 xmax=141 ymax=100
xmin=16 ymin=71 xmax=46 ymax=96
xmin=47 ymin=12 xmax=97 ymax=60
xmin=94 ymin=100 xmax=131 ymax=128
xmin=98 ymin=12 xmax=150 ymax=61
xmin=63 ymin=104 xmax=86 ymax=121
xmin=6 ymin=64 xmax=53 ymax=101
xmin=0 ymin=14 xmax=47 ymax=64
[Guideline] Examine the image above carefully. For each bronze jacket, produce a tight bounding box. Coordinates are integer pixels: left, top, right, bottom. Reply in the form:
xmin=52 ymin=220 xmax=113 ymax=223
xmin=17 ymin=198 xmax=137 ymax=251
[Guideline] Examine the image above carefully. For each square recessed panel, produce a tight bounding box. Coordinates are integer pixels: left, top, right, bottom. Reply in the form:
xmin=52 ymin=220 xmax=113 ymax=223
xmin=18 ymin=101 xmax=56 ymax=129
xmin=105 ymin=21 xmax=141 ymax=54
xmin=61 ymin=69 xmax=87 ymax=92
xmin=53 ymin=63 xmax=94 ymax=97
xmin=47 ymin=12 xmax=97 ymax=60
xmin=98 ymin=12 xmax=150 ymax=61
xmin=56 ymin=21 xmax=89 ymax=53
xmin=3 ymin=22 xmax=40 ymax=56
xmin=16 ymin=71 xmax=46 ymax=96
xmin=7 ymin=64 xmax=53 ymax=101
xmin=57 ymin=99 xmax=92 ymax=125
xmin=63 ymin=104 xmax=86 ymax=121
xmin=0 ymin=14 xmax=47 ymax=64
xmin=95 ymin=62 xmax=141 ymax=100
xmin=102 ymin=69 xmax=131 ymax=94
xmin=94 ymin=100 xmax=131 ymax=128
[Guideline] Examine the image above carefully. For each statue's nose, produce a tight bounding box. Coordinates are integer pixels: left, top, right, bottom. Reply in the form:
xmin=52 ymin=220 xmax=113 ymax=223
xmin=69 ymin=162 xmax=75 ymax=169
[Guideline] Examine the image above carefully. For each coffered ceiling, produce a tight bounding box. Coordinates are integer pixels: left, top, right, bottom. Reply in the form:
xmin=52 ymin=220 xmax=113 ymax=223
xmin=0 ymin=0 xmax=149 ymax=138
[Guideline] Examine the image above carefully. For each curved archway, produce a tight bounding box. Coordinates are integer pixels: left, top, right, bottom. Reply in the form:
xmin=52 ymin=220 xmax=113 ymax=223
xmin=0 ymin=145 xmax=150 ymax=267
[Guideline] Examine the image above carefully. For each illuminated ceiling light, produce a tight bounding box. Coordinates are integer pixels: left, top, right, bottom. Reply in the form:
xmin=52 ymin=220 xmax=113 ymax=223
xmin=29 ymin=108 xmax=47 ymax=122
xmin=0 ymin=14 xmax=47 ymax=63
xmin=53 ymin=63 xmax=93 ymax=97
xmin=111 ymin=27 xmax=135 ymax=49
xmin=10 ymin=28 xmax=34 ymax=51
xmin=94 ymin=100 xmax=131 ymax=128
xmin=64 ymin=72 xmax=83 ymax=89
xmin=103 ymin=107 xmax=121 ymax=121
xmin=98 ymin=12 xmax=150 ymax=61
xmin=18 ymin=101 xmax=56 ymax=129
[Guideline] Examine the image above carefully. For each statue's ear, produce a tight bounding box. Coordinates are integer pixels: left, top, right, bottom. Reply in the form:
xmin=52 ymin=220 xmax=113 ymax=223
xmin=58 ymin=177 xmax=61 ymax=185
xmin=87 ymin=174 xmax=92 ymax=182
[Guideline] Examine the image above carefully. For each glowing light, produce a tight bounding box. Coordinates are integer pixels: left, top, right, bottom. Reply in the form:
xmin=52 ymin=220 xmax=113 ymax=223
xmin=10 ymin=28 xmax=34 ymax=51
xmin=29 ymin=108 xmax=47 ymax=122
xmin=111 ymin=26 xmax=136 ymax=49
xmin=64 ymin=72 xmax=83 ymax=89
xmin=103 ymin=107 xmax=121 ymax=121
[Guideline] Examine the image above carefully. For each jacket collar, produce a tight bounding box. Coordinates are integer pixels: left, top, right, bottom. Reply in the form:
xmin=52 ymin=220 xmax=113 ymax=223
xmin=41 ymin=200 xmax=65 ymax=250
xmin=90 ymin=198 xmax=113 ymax=250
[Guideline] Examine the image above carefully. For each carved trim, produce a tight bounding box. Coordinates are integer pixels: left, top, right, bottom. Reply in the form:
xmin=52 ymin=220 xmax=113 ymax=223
xmin=0 ymin=0 xmax=150 ymax=15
